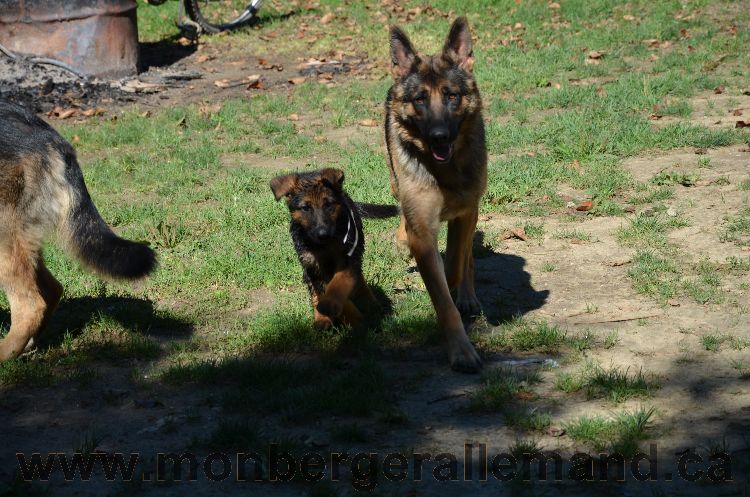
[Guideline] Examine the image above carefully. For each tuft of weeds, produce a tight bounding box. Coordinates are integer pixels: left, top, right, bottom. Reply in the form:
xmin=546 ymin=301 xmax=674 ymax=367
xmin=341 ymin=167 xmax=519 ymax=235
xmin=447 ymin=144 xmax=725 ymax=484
xmin=587 ymin=366 xmax=657 ymax=403
xmin=0 ymin=359 xmax=53 ymax=387
xmin=650 ymin=171 xmax=699 ymax=187
xmin=740 ymin=178 xmax=750 ymax=191
xmin=720 ymin=208 xmax=750 ymax=247
xmin=604 ymin=330 xmax=620 ymax=349
xmin=627 ymin=186 xmax=674 ymax=205
xmin=552 ymin=229 xmax=592 ymax=241
xmin=730 ymin=360 xmax=750 ymax=380
xmin=564 ymin=406 xmax=656 ymax=456
xmin=556 ymin=361 xmax=657 ymax=403
xmin=523 ymin=221 xmax=545 ymax=239
xmin=469 ymin=367 xmax=540 ymax=412
xmin=701 ymin=333 xmax=725 ymax=352
xmin=509 ymin=439 xmax=543 ymax=459
xmin=627 ymin=250 xmax=680 ymax=301
xmin=541 ymin=261 xmax=557 ymax=272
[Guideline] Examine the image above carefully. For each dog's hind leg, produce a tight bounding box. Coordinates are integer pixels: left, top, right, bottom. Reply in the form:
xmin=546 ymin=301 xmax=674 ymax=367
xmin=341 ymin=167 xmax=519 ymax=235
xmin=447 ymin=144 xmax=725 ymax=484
xmin=445 ymin=209 xmax=482 ymax=318
xmin=0 ymin=243 xmax=62 ymax=361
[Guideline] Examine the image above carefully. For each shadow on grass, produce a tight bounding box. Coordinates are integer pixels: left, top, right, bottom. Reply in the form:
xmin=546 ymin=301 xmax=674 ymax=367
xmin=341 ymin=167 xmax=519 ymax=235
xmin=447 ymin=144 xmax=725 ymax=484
xmin=36 ymin=295 xmax=194 ymax=350
xmin=473 ymin=231 xmax=550 ymax=324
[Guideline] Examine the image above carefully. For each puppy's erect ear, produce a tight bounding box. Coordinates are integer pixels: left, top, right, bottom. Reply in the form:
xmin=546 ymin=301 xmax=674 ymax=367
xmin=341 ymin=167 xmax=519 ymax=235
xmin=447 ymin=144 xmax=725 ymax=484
xmin=319 ymin=168 xmax=344 ymax=191
xmin=390 ymin=25 xmax=416 ymax=79
xmin=443 ymin=17 xmax=474 ymax=72
xmin=270 ymin=174 xmax=297 ymax=201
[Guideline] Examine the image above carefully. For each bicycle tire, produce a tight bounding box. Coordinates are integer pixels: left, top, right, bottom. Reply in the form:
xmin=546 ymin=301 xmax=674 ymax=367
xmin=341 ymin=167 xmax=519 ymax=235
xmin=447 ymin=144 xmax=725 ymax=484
xmin=184 ymin=0 xmax=261 ymax=33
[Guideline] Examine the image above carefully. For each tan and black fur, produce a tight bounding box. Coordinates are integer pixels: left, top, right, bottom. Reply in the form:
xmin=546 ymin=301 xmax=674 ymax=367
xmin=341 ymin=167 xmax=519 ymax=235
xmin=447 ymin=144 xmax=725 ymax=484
xmin=0 ymin=100 xmax=157 ymax=361
xmin=271 ymin=168 xmax=392 ymax=330
xmin=385 ymin=18 xmax=487 ymax=372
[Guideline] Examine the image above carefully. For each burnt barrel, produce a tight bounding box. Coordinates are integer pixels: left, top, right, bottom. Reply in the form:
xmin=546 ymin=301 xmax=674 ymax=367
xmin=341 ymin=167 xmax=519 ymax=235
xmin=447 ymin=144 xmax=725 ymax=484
xmin=0 ymin=0 xmax=139 ymax=78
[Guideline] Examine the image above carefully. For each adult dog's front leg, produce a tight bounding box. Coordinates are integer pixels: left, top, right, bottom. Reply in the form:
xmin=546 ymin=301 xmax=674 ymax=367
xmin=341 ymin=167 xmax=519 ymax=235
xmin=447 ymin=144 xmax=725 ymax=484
xmin=407 ymin=223 xmax=482 ymax=373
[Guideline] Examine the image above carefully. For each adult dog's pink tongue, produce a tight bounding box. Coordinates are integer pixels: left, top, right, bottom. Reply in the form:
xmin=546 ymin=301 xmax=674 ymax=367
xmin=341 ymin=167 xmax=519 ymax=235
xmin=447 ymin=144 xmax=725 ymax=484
xmin=432 ymin=145 xmax=451 ymax=161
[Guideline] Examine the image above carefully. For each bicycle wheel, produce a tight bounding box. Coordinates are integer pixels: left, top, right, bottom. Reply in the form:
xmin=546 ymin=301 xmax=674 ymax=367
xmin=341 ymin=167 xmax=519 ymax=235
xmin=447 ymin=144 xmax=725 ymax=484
xmin=184 ymin=0 xmax=262 ymax=33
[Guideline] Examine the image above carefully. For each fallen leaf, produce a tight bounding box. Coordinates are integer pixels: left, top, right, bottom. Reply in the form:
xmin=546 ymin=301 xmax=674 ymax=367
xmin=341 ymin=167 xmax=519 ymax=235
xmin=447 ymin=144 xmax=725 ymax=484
xmin=623 ymin=14 xmax=636 ymax=21
xmin=58 ymin=108 xmax=76 ymax=119
xmin=543 ymin=426 xmax=565 ymax=437
xmin=587 ymin=50 xmax=605 ymax=59
xmin=288 ymin=113 xmax=300 ymax=121
xmin=358 ymin=119 xmax=378 ymax=127
xmin=680 ymin=28 xmax=690 ymax=38
xmin=246 ymin=74 xmax=262 ymax=89
xmin=667 ymin=299 xmax=680 ymax=307
xmin=500 ymin=227 xmax=528 ymax=241
xmin=514 ymin=22 xmax=524 ymax=30
xmin=512 ymin=391 xmax=535 ymax=401
xmin=213 ymin=79 xmax=232 ymax=88
xmin=548 ymin=2 xmax=560 ymax=8
xmin=140 ymin=111 xmax=152 ymax=118
xmin=731 ymin=109 xmax=743 ymax=116
xmin=575 ymin=200 xmax=593 ymax=211
xmin=570 ymin=238 xmax=588 ymax=244
xmin=736 ymin=120 xmax=750 ymax=128
xmin=289 ymin=76 xmax=307 ymax=85
xmin=71 ymin=135 xmax=80 ymax=144
xmin=320 ymin=12 xmax=335 ymax=24
xmin=257 ymin=57 xmax=268 ymax=66
xmin=603 ymin=257 xmax=632 ymax=267
xmin=196 ymin=54 xmax=213 ymax=63
xmin=81 ymin=107 xmax=104 ymax=117
xmin=714 ymin=86 xmax=725 ymax=94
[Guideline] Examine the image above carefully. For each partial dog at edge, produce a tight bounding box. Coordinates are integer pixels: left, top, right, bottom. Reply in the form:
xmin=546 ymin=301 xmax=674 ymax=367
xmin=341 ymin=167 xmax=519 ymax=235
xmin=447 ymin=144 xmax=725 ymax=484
xmin=271 ymin=168 xmax=396 ymax=330
xmin=385 ymin=17 xmax=487 ymax=372
xmin=0 ymin=100 xmax=157 ymax=361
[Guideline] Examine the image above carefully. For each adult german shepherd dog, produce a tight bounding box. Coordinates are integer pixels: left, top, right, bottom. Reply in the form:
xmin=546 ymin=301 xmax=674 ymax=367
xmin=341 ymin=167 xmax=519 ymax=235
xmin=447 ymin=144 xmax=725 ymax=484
xmin=0 ymin=100 xmax=156 ymax=361
xmin=385 ymin=18 xmax=487 ymax=372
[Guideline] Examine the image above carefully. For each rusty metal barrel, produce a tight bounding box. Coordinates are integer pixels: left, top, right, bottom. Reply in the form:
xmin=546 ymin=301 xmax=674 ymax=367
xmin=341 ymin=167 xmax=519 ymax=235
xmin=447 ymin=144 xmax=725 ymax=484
xmin=0 ymin=0 xmax=139 ymax=78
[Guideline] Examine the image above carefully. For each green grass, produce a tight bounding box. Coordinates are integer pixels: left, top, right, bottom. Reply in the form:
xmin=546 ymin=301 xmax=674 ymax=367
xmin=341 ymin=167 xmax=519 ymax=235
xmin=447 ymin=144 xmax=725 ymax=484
xmin=469 ymin=367 xmax=541 ymax=412
xmin=564 ymin=405 xmax=656 ymax=456
xmin=552 ymin=229 xmax=592 ymax=241
xmin=478 ymin=318 xmax=568 ymax=355
xmin=556 ymin=362 xmax=658 ymax=403
xmin=720 ymin=208 xmax=750 ymax=247
xmin=1 ymin=0 xmax=748 ymax=450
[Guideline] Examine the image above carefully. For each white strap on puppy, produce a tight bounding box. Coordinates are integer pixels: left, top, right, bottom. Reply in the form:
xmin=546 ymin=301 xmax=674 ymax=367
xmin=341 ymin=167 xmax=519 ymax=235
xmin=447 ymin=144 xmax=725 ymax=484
xmin=342 ymin=207 xmax=359 ymax=257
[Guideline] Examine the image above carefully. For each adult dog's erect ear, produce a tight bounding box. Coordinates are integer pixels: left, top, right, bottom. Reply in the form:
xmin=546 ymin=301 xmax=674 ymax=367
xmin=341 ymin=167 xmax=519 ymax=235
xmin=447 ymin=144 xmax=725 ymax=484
xmin=390 ymin=25 xmax=416 ymax=79
xmin=319 ymin=168 xmax=345 ymax=191
xmin=443 ymin=17 xmax=474 ymax=72
xmin=270 ymin=173 xmax=297 ymax=200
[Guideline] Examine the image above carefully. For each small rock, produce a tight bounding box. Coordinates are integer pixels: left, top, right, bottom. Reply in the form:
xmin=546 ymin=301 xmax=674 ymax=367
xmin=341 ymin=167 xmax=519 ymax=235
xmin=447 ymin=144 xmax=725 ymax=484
xmin=565 ymin=201 xmax=576 ymax=209
xmin=666 ymin=207 xmax=677 ymax=217
xmin=667 ymin=299 xmax=680 ymax=307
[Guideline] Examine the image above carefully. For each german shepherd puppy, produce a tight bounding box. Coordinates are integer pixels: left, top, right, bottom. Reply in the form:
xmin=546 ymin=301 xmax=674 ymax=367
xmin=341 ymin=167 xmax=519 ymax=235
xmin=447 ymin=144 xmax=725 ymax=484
xmin=0 ymin=100 xmax=157 ymax=361
xmin=271 ymin=168 xmax=391 ymax=330
xmin=385 ymin=18 xmax=487 ymax=372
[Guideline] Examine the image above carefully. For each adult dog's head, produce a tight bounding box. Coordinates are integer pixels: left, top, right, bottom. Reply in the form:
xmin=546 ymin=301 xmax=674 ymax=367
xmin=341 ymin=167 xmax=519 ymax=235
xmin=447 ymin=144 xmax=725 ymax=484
xmin=388 ymin=17 xmax=482 ymax=165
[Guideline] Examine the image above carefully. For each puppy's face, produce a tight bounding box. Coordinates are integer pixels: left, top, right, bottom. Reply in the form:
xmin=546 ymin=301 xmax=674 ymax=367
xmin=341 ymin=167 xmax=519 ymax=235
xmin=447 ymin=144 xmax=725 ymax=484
xmin=270 ymin=168 xmax=346 ymax=245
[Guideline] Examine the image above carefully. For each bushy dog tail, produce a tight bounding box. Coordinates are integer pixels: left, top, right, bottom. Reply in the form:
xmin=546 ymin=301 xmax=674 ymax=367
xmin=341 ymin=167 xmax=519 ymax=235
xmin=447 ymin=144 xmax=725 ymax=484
xmin=60 ymin=150 xmax=157 ymax=280
xmin=355 ymin=202 xmax=401 ymax=219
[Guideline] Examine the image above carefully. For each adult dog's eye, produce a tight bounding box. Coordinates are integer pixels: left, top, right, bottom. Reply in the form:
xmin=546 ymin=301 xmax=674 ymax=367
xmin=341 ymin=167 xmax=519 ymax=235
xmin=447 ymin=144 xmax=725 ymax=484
xmin=413 ymin=96 xmax=425 ymax=105
xmin=448 ymin=93 xmax=459 ymax=102
xmin=300 ymin=205 xmax=312 ymax=212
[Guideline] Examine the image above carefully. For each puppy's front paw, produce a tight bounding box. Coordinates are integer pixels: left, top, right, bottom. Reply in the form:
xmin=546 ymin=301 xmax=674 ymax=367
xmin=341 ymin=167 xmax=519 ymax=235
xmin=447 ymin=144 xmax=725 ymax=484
xmin=313 ymin=316 xmax=334 ymax=331
xmin=316 ymin=297 xmax=343 ymax=319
